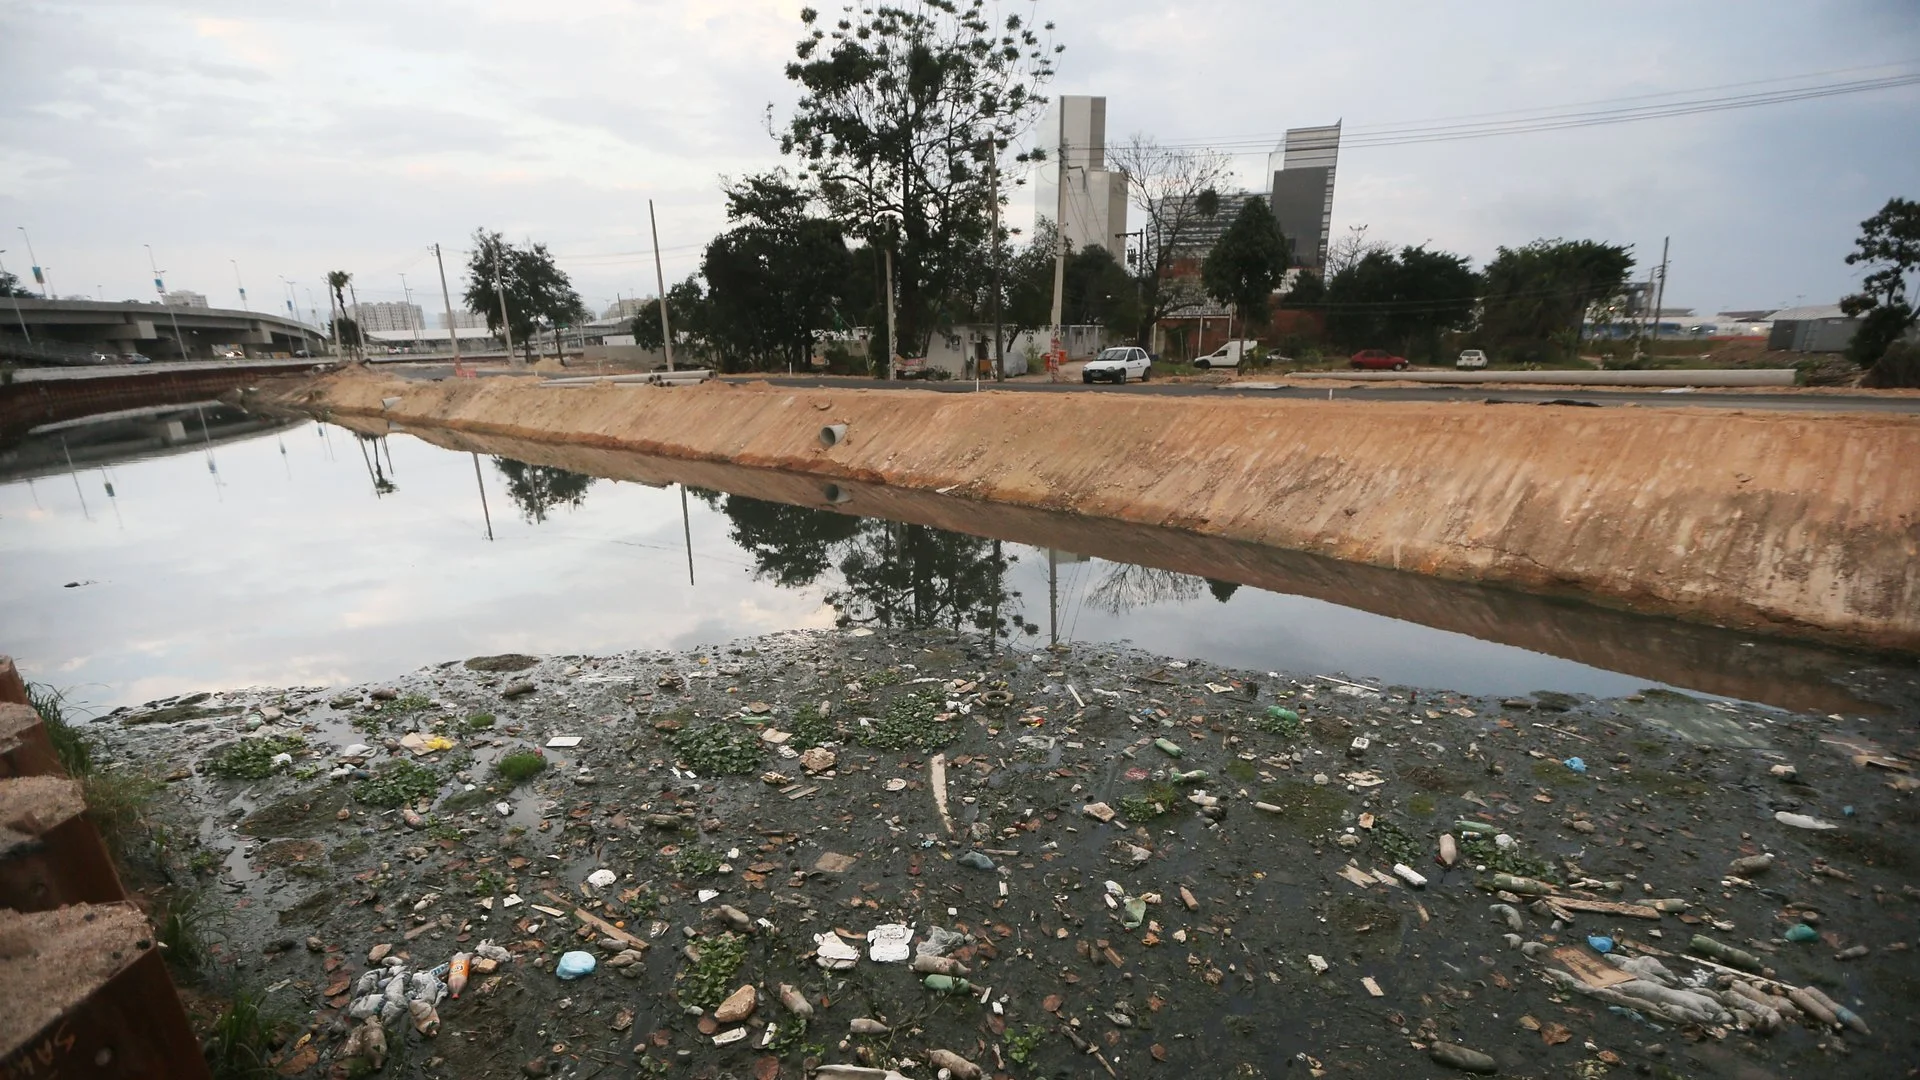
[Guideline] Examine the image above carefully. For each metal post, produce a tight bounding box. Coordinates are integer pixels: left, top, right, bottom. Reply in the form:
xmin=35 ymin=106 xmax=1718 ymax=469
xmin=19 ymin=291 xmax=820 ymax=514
xmin=400 ymin=272 xmax=422 ymax=351
xmin=883 ymin=243 xmax=896 ymax=380
xmin=144 ymin=245 xmax=190 ymax=361
xmin=231 ymin=260 xmax=249 ymax=310
xmin=433 ymin=243 xmax=462 ymax=366
xmin=1049 ymin=131 xmax=1068 ymax=370
xmin=1651 ymin=236 xmax=1670 ymax=349
xmin=680 ymin=483 xmax=695 ymax=586
xmin=649 ymin=199 xmax=675 ymax=371
xmin=18 ymin=227 xmax=48 ymax=298
xmin=472 ymin=453 xmax=493 ymax=540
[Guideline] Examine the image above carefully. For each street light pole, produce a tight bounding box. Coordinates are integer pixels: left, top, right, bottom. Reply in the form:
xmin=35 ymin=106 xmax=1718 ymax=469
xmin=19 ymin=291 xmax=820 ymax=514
xmin=17 ymin=227 xmax=48 ymax=298
xmin=400 ymin=272 xmax=423 ymax=351
xmin=231 ymin=260 xmax=249 ymax=310
xmin=648 ymin=199 xmax=675 ymax=372
xmin=490 ymin=242 xmax=517 ymax=367
xmin=0 ymin=249 xmax=34 ymax=345
xmin=144 ymin=244 xmax=190 ymax=361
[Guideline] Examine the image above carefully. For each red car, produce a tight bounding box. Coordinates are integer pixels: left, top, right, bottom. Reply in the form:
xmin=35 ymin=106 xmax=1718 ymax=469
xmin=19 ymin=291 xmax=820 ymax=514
xmin=1350 ymin=349 xmax=1409 ymax=371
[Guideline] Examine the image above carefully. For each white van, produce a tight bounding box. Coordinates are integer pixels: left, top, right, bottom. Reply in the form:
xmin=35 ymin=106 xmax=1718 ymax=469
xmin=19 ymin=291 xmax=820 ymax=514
xmin=1194 ymin=339 xmax=1260 ymax=369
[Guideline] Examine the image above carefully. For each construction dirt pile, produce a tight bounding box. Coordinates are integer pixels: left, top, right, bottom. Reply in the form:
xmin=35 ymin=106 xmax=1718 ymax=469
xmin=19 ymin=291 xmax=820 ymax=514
xmin=275 ymin=371 xmax=1920 ymax=652
xmin=93 ymin=627 xmax=1920 ymax=1079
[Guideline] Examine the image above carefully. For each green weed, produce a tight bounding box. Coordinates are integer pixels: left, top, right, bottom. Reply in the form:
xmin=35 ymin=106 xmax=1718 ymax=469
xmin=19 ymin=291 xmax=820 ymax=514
xmin=28 ymin=683 xmax=92 ymax=776
xmin=677 ymin=932 xmax=746 ymax=1009
xmin=671 ymin=723 xmax=761 ymax=776
xmin=351 ymin=760 xmax=441 ymax=808
xmin=494 ymin=750 xmax=548 ymax=784
xmin=461 ymin=713 xmax=496 ymax=731
xmin=858 ymin=690 xmax=955 ymax=753
xmin=788 ymin=702 xmax=835 ymax=749
xmin=672 ymin=847 xmax=725 ymax=877
xmin=205 ymin=736 xmax=307 ymax=780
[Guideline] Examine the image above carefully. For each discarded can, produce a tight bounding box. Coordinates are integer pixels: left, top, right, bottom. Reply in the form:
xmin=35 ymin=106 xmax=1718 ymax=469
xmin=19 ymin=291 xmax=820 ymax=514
xmin=446 ymin=952 xmax=471 ymax=998
xmin=923 ymin=973 xmax=973 ymax=993
xmin=1153 ymin=738 xmax=1184 ymax=759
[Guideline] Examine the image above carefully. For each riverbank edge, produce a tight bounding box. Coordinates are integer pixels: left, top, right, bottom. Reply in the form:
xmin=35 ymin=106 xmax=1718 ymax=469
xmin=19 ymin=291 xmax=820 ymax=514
xmin=267 ymin=370 xmax=1920 ymax=653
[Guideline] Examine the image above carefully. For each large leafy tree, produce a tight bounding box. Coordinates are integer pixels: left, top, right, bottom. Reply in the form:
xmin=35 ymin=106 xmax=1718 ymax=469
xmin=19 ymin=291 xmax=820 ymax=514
xmin=0 ymin=270 xmax=35 ymax=298
xmin=779 ymin=1 xmax=1058 ymax=360
xmin=463 ymin=230 xmax=588 ymax=365
xmin=492 ymin=458 xmax=595 ymax=524
xmin=1324 ymin=245 xmax=1479 ymax=360
xmin=698 ymin=172 xmax=855 ymax=371
xmin=630 ymin=275 xmax=711 ymax=359
xmin=1108 ymin=137 xmax=1235 ymax=347
xmin=1839 ymin=196 xmax=1919 ymax=368
xmin=1201 ymin=196 xmax=1290 ymax=326
xmin=1478 ymin=239 xmax=1635 ymax=360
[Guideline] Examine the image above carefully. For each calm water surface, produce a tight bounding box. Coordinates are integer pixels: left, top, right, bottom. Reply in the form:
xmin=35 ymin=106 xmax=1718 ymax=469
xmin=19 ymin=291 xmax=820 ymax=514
xmin=0 ymin=408 xmax=1884 ymax=712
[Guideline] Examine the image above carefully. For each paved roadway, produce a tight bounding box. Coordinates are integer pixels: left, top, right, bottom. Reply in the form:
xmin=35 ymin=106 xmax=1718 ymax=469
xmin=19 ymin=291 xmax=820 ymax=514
xmin=377 ymin=362 xmax=1920 ymax=414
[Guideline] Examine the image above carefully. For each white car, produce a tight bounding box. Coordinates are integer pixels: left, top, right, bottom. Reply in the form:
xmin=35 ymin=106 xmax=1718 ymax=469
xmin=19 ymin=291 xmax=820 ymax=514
xmin=1082 ymin=346 xmax=1152 ymax=384
xmin=1194 ymin=339 xmax=1260 ymax=369
xmin=1457 ymin=349 xmax=1489 ymax=369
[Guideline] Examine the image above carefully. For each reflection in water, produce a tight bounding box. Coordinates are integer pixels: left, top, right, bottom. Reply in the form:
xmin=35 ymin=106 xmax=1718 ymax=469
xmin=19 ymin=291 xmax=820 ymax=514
xmin=493 ymin=458 xmax=595 ymax=523
xmin=1089 ymin=563 xmax=1207 ymax=615
xmin=704 ymin=492 xmax=1025 ymax=639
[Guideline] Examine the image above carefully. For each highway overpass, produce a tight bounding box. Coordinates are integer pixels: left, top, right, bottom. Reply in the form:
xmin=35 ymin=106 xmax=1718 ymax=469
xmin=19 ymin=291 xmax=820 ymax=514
xmin=0 ymin=298 xmax=327 ymax=363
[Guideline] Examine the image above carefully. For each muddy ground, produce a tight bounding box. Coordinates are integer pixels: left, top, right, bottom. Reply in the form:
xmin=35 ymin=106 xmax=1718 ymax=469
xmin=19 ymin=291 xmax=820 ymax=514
xmin=93 ymin=628 xmax=1918 ymax=1079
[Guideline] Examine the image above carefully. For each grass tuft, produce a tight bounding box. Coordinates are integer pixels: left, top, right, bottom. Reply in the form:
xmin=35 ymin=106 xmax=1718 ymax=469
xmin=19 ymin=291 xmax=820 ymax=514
xmin=494 ymin=749 xmax=547 ymax=784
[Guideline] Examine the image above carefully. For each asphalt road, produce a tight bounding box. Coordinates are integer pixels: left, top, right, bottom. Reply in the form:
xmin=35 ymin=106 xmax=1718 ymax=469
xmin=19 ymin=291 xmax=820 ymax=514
xmin=378 ymin=363 xmax=1920 ymax=413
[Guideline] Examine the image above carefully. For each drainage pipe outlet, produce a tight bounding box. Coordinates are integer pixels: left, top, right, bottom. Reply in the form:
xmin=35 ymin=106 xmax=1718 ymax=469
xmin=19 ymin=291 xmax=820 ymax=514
xmin=820 ymin=423 xmax=848 ymax=448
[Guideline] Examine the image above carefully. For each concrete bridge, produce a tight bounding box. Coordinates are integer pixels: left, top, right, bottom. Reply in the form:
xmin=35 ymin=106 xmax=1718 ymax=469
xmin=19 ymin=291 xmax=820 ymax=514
xmin=0 ymin=298 xmax=326 ymax=363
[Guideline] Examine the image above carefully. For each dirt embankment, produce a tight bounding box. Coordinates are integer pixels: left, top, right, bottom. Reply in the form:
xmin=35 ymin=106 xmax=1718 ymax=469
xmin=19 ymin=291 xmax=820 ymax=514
xmin=281 ymin=370 xmax=1920 ymax=652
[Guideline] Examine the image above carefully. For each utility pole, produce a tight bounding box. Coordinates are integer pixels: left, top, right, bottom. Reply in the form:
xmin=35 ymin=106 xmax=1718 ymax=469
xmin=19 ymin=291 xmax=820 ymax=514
xmin=17 ymin=227 xmax=48 ymax=298
xmin=883 ymin=243 xmax=896 ymax=380
xmin=491 ymin=242 xmax=517 ymax=367
xmin=1049 ymin=133 xmax=1069 ymax=377
xmin=433 ymin=243 xmax=462 ymax=366
xmin=0 ymin=247 xmax=32 ymax=340
xmin=648 ymin=199 xmax=675 ymax=371
xmin=400 ymin=273 xmax=423 ymax=351
xmin=1651 ymin=236 xmax=1670 ymax=348
xmin=144 ymin=245 xmax=190 ymax=361
xmin=346 ymin=278 xmax=364 ymax=361
xmin=231 ymin=260 xmax=249 ymax=310
xmin=989 ymin=144 xmax=1004 ymax=381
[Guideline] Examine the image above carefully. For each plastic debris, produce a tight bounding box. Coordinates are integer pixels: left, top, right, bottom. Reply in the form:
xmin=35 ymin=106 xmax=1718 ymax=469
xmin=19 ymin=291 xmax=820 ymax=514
xmin=446 ymin=953 xmax=471 ymax=998
xmin=1587 ymin=935 xmax=1614 ymax=954
xmin=954 ymin=850 xmax=995 ymax=871
xmin=777 ymin=983 xmax=814 ymax=1018
xmin=1392 ymin=863 xmax=1427 ymax=888
xmin=555 ymin=951 xmax=597 ymax=979
xmin=867 ymin=923 xmax=913 ymax=962
xmin=923 ymin=973 xmax=973 ymax=993
xmin=1688 ymin=934 xmax=1762 ymax=972
xmin=1774 ymin=811 xmax=1837 ymax=831
xmin=1784 ymin=923 xmax=1819 ymax=943
xmin=814 ymin=933 xmax=859 ymax=970
xmin=586 ymin=868 xmax=618 ymax=888
xmin=926 ymin=1049 xmax=983 ymax=1080
xmin=1727 ymin=854 xmax=1774 ymax=876
xmin=1562 ymin=756 xmax=1586 ymax=773
xmin=1152 ymin=737 xmax=1184 ymax=758
xmin=1429 ymin=1041 xmax=1498 ymax=1073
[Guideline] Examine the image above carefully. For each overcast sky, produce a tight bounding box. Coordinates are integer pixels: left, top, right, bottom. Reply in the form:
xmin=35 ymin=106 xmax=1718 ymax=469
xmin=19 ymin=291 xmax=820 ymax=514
xmin=2 ymin=0 xmax=1915 ymax=322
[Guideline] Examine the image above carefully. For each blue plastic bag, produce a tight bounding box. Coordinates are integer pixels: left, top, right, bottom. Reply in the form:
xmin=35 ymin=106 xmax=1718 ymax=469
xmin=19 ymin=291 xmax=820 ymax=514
xmin=556 ymin=951 xmax=597 ymax=980
xmin=1563 ymin=757 xmax=1587 ymax=773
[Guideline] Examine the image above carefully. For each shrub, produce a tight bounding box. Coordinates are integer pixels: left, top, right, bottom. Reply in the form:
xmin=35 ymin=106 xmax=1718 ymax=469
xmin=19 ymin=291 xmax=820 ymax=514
xmin=494 ymin=749 xmax=548 ymax=784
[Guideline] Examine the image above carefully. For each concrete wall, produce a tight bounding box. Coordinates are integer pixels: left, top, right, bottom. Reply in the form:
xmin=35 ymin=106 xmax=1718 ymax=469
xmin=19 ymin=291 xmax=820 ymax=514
xmin=288 ymin=372 xmax=1920 ymax=652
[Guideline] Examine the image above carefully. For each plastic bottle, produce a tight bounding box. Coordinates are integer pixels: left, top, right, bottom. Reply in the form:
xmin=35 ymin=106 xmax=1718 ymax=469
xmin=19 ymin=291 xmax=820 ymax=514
xmin=923 ymin=974 xmax=973 ymax=993
xmin=447 ymin=952 xmax=471 ymax=998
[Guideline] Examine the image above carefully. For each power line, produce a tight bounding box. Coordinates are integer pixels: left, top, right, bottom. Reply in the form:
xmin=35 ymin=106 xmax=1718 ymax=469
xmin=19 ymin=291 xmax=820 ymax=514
xmin=1152 ymin=67 xmax=1920 ymax=153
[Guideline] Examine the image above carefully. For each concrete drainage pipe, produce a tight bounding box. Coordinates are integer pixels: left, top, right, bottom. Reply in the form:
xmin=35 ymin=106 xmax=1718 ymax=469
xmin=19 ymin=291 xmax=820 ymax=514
xmin=820 ymin=424 xmax=848 ymax=448
xmin=822 ymin=483 xmax=853 ymax=505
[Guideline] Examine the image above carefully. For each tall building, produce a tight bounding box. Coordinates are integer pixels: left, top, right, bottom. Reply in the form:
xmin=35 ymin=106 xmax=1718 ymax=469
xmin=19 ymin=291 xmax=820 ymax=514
xmin=436 ymin=309 xmax=485 ymax=330
xmin=603 ymin=297 xmax=651 ymax=321
xmin=1032 ymin=95 xmax=1128 ymax=263
xmin=348 ymin=301 xmax=425 ymax=333
xmin=1268 ymin=122 xmax=1341 ymax=273
xmin=1151 ymin=191 xmax=1259 ymax=260
xmin=163 ymin=289 xmax=209 ymax=308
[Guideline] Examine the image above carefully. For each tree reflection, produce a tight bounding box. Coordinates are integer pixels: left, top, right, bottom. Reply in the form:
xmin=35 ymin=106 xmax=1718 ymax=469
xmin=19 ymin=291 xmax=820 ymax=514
xmin=492 ymin=458 xmax=595 ymax=523
xmin=710 ymin=493 xmax=1022 ymax=637
xmin=1087 ymin=564 xmax=1207 ymax=615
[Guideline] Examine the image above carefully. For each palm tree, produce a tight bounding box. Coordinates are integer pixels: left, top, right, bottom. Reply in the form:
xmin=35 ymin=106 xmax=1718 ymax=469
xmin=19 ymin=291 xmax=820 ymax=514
xmin=326 ymin=271 xmax=353 ymax=358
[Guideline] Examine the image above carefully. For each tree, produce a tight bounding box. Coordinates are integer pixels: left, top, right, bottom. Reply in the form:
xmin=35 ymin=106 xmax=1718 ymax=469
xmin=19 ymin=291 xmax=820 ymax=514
xmin=0 ymin=270 xmax=33 ymax=298
xmin=780 ymin=1 xmax=1058 ymax=359
xmin=1108 ymin=137 xmax=1235 ymax=347
xmin=698 ymin=171 xmax=855 ymax=371
xmin=1325 ymin=224 xmax=1390 ymax=280
xmin=325 ymin=271 xmax=355 ymax=358
xmin=492 ymin=458 xmax=595 ymax=524
xmin=630 ymin=275 xmax=711 ymax=359
xmin=1201 ymin=196 xmax=1290 ymax=328
xmin=1323 ymin=245 xmax=1479 ymax=360
xmin=463 ymin=230 xmax=588 ymax=365
xmin=1478 ymin=239 xmax=1635 ymax=360
xmin=1840 ymin=196 xmax=1919 ymax=368
xmin=328 ymin=315 xmax=365 ymax=350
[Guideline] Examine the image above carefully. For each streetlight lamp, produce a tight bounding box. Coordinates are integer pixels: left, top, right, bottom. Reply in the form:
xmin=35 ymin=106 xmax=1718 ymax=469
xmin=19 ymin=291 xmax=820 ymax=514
xmin=144 ymin=244 xmax=191 ymax=361
xmin=0 ymin=249 xmax=34 ymax=345
xmin=17 ymin=227 xmax=49 ymax=298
